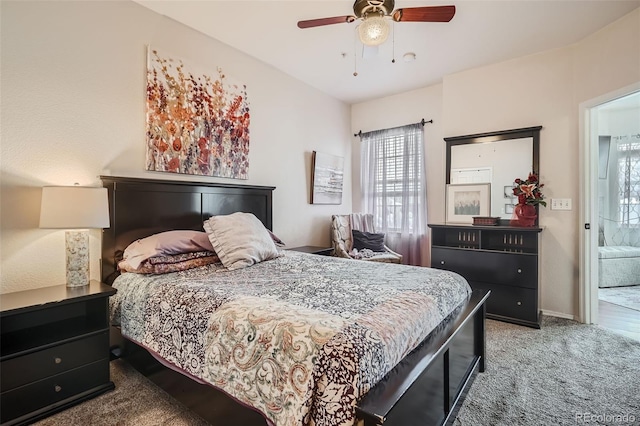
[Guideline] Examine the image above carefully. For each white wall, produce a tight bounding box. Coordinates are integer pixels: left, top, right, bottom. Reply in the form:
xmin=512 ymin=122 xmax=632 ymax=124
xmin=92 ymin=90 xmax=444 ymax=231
xmin=351 ymin=8 xmax=639 ymax=319
xmin=572 ymin=9 xmax=640 ymax=107
xmin=0 ymin=1 xmax=352 ymax=293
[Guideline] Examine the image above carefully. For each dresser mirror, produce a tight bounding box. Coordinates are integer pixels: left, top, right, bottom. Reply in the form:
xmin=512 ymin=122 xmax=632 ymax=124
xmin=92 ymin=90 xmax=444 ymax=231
xmin=445 ymin=126 xmax=541 ymax=220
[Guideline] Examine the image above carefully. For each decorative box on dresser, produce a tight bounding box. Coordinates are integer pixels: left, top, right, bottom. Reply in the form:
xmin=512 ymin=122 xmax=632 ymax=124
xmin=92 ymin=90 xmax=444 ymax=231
xmin=0 ymin=281 xmax=116 ymax=426
xmin=429 ymin=223 xmax=543 ymax=329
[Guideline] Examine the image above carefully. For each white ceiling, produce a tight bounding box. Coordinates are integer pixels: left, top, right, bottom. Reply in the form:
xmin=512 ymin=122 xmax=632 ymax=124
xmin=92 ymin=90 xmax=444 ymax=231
xmin=134 ymin=0 xmax=640 ymax=105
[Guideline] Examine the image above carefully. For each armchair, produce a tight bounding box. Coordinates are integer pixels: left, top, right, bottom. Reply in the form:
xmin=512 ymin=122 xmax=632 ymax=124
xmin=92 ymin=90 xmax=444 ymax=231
xmin=330 ymin=214 xmax=403 ymax=264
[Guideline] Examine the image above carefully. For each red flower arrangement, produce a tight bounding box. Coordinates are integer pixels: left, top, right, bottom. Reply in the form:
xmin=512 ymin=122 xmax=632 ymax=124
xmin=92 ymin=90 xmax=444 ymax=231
xmin=513 ymin=172 xmax=547 ymax=207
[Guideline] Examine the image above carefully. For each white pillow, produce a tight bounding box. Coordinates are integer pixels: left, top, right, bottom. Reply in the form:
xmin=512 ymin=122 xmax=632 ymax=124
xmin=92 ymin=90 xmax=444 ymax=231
xmin=203 ymin=212 xmax=281 ymax=270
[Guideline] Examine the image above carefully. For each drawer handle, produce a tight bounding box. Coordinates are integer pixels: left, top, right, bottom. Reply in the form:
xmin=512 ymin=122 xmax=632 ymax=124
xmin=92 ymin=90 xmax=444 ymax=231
xmin=517 ymin=301 xmax=522 ymax=306
xmin=517 ymin=269 xmax=522 ymax=273
xmin=54 ymin=357 xmax=62 ymax=364
xmin=55 ymin=385 xmax=62 ymax=393
xmin=440 ymin=260 xmax=445 ymax=265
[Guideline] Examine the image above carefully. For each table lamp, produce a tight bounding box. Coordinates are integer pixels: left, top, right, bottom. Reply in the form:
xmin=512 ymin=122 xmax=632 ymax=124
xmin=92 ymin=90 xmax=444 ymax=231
xmin=39 ymin=185 xmax=110 ymax=287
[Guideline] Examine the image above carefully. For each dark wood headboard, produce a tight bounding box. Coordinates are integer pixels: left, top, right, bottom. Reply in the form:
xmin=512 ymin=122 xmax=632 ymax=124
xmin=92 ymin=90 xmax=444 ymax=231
xmin=100 ymin=176 xmax=275 ymax=284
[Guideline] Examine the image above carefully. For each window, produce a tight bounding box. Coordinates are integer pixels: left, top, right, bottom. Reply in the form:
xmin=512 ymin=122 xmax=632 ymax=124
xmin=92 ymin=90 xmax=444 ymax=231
xmin=360 ymin=123 xmax=426 ymax=234
xmin=617 ymin=134 xmax=640 ymax=227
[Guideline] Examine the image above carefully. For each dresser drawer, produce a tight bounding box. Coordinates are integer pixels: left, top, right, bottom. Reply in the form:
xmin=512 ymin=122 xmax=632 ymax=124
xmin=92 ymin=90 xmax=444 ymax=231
xmin=1 ymin=331 xmax=108 ymax=392
xmin=0 ymin=359 xmax=109 ymax=424
xmin=469 ymin=281 xmax=538 ymax=323
xmin=431 ymin=247 xmax=537 ymax=289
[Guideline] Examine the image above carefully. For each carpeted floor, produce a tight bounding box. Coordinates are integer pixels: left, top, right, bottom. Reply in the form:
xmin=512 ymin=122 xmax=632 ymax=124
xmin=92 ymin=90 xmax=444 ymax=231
xmin=454 ymin=316 xmax=640 ymax=425
xmin=35 ymin=317 xmax=640 ymax=425
xmin=599 ymin=285 xmax=640 ymax=312
xmin=34 ymin=359 xmax=210 ymax=426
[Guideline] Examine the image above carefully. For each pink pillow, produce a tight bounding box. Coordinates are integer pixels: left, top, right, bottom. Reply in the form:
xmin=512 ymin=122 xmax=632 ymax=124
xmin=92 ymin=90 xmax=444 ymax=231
xmin=122 ymin=230 xmax=215 ymax=269
xmin=118 ymin=251 xmax=220 ymax=274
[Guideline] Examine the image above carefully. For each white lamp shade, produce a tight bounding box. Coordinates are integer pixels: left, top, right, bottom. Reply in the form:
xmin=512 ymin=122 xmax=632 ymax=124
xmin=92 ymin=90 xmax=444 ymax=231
xmin=40 ymin=186 xmax=110 ymax=229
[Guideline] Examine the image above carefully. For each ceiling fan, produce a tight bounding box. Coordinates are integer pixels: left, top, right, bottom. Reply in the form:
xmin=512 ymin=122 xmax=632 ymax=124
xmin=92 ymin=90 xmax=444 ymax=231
xmin=297 ymin=0 xmax=456 ymax=47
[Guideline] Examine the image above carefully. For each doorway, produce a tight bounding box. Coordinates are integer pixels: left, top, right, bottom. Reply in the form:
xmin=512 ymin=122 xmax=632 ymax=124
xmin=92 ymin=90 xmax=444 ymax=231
xmin=580 ymin=85 xmax=640 ymax=341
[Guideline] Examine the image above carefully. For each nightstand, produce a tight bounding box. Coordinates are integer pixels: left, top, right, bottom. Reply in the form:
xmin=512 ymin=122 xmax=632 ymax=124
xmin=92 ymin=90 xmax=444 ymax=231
xmin=0 ymin=281 xmax=116 ymax=425
xmin=288 ymin=245 xmax=334 ymax=256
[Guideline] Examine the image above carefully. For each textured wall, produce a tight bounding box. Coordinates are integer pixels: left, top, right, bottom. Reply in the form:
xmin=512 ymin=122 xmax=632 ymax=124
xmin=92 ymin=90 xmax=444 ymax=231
xmin=0 ymin=1 xmax=352 ymax=293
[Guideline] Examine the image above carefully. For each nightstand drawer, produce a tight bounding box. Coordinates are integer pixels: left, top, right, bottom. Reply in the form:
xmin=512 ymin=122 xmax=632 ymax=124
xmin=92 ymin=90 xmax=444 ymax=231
xmin=0 ymin=359 xmax=109 ymax=424
xmin=1 ymin=331 xmax=109 ymax=392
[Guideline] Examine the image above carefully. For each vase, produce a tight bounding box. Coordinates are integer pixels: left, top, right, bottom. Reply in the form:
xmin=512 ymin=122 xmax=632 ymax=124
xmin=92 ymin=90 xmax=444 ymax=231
xmin=511 ymin=204 xmax=537 ymax=227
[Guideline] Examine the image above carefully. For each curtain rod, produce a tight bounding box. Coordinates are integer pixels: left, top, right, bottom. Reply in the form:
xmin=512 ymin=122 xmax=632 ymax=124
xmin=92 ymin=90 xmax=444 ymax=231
xmin=353 ymin=118 xmax=433 ymax=138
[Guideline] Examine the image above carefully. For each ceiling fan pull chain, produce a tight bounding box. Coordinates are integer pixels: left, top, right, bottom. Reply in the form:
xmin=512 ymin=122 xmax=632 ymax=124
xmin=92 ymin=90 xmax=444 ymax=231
xmin=391 ymin=21 xmax=396 ymax=64
xmin=353 ymin=29 xmax=359 ymax=76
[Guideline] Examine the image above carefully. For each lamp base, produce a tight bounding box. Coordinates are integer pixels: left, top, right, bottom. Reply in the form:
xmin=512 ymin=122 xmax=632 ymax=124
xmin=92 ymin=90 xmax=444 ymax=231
xmin=65 ymin=230 xmax=90 ymax=288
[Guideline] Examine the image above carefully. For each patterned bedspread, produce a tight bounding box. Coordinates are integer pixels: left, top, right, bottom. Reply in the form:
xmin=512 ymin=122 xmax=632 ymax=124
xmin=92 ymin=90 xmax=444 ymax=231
xmin=110 ymin=251 xmax=471 ymax=426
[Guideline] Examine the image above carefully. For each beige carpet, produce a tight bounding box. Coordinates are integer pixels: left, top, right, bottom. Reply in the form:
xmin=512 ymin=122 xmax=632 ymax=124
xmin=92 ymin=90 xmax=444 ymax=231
xmin=454 ymin=317 xmax=640 ymax=425
xmin=35 ymin=359 xmax=209 ymax=426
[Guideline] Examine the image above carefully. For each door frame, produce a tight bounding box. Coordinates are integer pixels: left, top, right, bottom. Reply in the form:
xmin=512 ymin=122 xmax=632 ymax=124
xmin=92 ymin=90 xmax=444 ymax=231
xmin=579 ymin=82 xmax=640 ymax=324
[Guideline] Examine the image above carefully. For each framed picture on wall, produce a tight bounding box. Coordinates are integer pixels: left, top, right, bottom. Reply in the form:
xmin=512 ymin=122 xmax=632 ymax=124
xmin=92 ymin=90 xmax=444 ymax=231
xmin=446 ymin=183 xmax=491 ymax=224
xmin=311 ymin=151 xmax=344 ymax=205
xmin=504 ymin=185 xmax=516 ymax=198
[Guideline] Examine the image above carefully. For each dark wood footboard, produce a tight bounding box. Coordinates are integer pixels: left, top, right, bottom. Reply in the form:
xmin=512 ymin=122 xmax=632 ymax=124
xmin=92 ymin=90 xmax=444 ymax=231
xmin=356 ymin=289 xmax=489 ymax=426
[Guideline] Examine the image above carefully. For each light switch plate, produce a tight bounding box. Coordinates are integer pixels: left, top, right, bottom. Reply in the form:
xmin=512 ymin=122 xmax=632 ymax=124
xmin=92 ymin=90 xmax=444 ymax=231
xmin=551 ymin=198 xmax=572 ymax=210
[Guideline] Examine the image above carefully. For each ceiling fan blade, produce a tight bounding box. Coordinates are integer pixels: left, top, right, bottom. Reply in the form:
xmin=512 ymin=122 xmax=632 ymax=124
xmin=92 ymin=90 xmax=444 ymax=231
xmin=297 ymin=16 xmax=356 ymax=29
xmin=392 ymin=5 xmax=455 ymax=23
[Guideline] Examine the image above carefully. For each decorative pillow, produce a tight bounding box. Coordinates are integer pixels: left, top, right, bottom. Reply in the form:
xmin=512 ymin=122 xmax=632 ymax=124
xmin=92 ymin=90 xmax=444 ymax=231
xmin=122 ymin=230 xmax=215 ymax=269
xmin=268 ymin=229 xmax=286 ymax=247
xmin=352 ymin=229 xmax=386 ymax=252
xmin=118 ymin=251 xmax=220 ymax=274
xmin=203 ymin=212 xmax=281 ymax=270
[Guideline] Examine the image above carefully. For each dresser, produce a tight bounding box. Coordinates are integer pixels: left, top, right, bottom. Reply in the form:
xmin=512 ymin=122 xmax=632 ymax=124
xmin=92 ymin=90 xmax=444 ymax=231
xmin=0 ymin=281 xmax=116 ymax=425
xmin=429 ymin=224 xmax=542 ymax=328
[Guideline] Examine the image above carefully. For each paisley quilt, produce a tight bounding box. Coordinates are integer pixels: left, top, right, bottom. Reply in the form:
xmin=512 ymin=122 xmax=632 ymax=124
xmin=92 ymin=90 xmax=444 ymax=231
xmin=110 ymin=251 xmax=471 ymax=426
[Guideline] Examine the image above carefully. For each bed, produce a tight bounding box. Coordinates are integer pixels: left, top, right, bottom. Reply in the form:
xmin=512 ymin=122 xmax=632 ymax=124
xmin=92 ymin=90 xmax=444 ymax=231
xmin=101 ymin=176 xmax=489 ymax=426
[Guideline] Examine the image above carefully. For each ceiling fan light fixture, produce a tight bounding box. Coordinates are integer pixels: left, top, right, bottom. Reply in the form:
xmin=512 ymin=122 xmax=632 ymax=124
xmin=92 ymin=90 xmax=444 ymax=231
xmin=358 ymin=13 xmax=389 ymax=46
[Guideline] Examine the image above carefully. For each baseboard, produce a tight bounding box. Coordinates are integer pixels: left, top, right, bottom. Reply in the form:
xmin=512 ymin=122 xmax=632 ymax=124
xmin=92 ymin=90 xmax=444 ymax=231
xmin=541 ymin=309 xmax=577 ymax=321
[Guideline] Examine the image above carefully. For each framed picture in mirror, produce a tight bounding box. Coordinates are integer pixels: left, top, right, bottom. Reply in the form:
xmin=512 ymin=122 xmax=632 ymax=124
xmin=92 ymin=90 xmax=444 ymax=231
xmin=504 ymin=185 xmax=516 ymax=198
xmin=446 ymin=183 xmax=491 ymax=224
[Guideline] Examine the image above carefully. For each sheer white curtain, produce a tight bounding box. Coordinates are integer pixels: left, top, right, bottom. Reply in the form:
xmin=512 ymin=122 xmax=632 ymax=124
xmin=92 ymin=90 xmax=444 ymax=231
xmin=614 ymin=133 xmax=640 ymax=246
xmin=360 ymin=123 xmax=427 ymax=265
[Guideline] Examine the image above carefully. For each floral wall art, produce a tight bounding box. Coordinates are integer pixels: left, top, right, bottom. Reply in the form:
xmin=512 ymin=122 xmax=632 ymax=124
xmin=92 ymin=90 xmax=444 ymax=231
xmin=146 ymin=46 xmax=250 ymax=179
